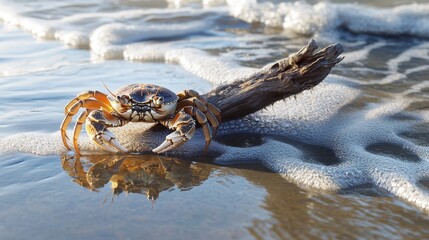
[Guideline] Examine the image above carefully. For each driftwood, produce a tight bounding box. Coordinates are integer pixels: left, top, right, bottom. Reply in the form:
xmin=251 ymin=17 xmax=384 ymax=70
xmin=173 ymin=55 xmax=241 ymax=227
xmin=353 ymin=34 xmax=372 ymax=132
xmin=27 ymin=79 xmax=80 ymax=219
xmin=203 ymin=39 xmax=344 ymax=122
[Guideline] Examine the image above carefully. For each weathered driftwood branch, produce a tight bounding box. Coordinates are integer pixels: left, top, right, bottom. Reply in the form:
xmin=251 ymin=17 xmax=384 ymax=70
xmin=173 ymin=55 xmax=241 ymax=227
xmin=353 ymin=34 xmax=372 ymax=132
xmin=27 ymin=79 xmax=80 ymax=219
xmin=203 ymin=39 xmax=344 ymax=122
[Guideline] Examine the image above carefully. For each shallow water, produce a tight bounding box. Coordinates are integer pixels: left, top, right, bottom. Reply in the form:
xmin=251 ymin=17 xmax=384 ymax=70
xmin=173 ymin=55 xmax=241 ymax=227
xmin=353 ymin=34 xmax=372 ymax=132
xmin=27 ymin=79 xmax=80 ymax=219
xmin=2 ymin=153 xmax=429 ymax=239
xmin=1 ymin=0 xmax=429 ymax=239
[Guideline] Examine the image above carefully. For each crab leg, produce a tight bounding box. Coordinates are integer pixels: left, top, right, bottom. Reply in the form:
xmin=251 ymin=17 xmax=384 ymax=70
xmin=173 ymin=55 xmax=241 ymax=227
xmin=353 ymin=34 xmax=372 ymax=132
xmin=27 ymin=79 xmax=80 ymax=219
xmin=64 ymin=91 xmax=111 ymax=114
xmin=153 ymin=110 xmax=196 ymax=154
xmin=177 ymin=90 xmax=221 ymax=119
xmin=182 ymin=106 xmax=212 ymax=153
xmin=72 ymin=110 xmax=90 ymax=155
xmin=176 ymin=97 xmax=221 ymax=137
xmin=61 ymin=99 xmax=112 ymax=150
xmin=177 ymin=89 xmax=200 ymax=101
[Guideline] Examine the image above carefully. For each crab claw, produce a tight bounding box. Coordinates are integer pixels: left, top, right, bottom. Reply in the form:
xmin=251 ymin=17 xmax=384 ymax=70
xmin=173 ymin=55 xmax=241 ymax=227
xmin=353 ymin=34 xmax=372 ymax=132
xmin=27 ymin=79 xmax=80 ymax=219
xmin=153 ymin=117 xmax=195 ymax=154
xmin=152 ymin=131 xmax=186 ymax=154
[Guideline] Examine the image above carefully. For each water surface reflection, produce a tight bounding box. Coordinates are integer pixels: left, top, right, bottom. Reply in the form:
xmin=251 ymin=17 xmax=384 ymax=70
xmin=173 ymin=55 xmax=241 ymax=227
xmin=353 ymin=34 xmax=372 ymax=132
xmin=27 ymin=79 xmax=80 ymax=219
xmin=58 ymin=153 xmax=429 ymax=239
xmin=61 ymin=154 xmax=211 ymax=201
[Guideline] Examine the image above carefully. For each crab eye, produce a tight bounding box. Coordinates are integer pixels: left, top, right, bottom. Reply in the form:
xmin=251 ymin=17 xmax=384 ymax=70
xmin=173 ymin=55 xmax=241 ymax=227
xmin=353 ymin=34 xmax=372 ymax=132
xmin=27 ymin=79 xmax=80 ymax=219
xmin=154 ymin=96 xmax=163 ymax=106
xmin=117 ymin=95 xmax=130 ymax=105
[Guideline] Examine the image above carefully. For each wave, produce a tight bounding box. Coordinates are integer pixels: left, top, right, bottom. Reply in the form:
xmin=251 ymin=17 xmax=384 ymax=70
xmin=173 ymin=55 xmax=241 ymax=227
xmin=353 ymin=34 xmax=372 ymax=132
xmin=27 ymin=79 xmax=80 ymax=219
xmin=1 ymin=0 xmax=429 ymax=58
xmin=226 ymin=1 xmax=429 ymax=38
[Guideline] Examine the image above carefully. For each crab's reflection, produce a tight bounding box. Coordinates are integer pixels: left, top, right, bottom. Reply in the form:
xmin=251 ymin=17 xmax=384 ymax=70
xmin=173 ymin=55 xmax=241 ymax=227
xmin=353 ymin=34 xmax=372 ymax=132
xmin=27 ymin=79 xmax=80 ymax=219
xmin=61 ymin=154 xmax=211 ymax=201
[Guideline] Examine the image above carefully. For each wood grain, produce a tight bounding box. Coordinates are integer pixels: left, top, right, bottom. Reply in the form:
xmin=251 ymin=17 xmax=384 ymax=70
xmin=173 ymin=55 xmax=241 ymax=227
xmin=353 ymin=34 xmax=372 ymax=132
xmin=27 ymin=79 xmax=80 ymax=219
xmin=203 ymin=39 xmax=344 ymax=122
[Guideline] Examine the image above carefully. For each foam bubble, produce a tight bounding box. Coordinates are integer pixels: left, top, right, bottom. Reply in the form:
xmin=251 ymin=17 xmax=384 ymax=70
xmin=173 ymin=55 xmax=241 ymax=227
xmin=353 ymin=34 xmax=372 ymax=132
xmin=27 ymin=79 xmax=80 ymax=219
xmin=226 ymin=1 xmax=429 ymax=38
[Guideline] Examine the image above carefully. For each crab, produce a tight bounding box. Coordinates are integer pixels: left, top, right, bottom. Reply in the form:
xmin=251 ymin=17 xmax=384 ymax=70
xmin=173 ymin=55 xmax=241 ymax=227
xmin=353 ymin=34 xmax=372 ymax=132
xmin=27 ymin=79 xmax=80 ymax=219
xmin=60 ymin=83 xmax=221 ymax=155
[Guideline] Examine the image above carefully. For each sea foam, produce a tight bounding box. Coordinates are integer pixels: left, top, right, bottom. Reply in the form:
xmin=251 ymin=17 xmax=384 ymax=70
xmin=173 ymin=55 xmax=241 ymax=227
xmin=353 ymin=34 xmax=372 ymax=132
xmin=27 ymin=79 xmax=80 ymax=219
xmin=2 ymin=0 xmax=429 ymax=54
xmin=226 ymin=1 xmax=429 ymax=38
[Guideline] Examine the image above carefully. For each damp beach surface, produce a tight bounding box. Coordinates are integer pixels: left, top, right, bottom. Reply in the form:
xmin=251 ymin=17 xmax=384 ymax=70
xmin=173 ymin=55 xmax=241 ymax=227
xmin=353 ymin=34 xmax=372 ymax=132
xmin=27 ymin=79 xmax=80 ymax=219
xmin=1 ymin=0 xmax=429 ymax=239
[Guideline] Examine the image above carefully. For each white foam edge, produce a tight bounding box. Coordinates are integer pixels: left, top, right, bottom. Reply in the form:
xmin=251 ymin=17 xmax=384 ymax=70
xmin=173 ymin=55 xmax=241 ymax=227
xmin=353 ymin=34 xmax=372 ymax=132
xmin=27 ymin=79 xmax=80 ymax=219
xmin=90 ymin=21 xmax=210 ymax=59
xmin=225 ymin=1 xmax=429 ymax=38
xmin=0 ymin=1 xmax=225 ymax=49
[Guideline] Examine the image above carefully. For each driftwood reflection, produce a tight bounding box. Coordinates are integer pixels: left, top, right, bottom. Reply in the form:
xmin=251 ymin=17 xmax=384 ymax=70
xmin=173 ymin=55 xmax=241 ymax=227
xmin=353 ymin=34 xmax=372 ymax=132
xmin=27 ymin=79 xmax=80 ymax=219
xmin=61 ymin=154 xmax=211 ymax=200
